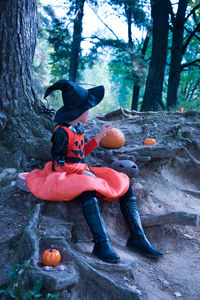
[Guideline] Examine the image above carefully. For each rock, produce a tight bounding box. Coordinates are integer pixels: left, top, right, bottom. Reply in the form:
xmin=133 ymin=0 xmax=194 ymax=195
xmin=29 ymin=263 xmax=78 ymax=293
xmin=175 ymin=291 xmax=182 ymax=298
xmin=10 ymin=181 xmax=16 ymax=187
xmin=3 ymin=168 xmax=17 ymax=174
xmin=0 ymin=168 xmax=17 ymax=181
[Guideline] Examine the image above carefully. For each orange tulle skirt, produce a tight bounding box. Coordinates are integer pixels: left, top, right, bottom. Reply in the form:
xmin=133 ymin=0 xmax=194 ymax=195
xmin=26 ymin=161 xmax=130 ymax=202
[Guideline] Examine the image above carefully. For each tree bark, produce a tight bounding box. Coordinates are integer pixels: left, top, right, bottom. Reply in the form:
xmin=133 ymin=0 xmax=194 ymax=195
xmin=131 ymin=84 xmax=140 ymax=110
xmin=125 ymin=4 xmax=133 ymax=45
xmin=131 ymin=30 xmax=151 ymax=111
xmin=141 ymin=0 xmax=169 ymax=111
xmin=69 ymin=0 xmax=85 ymax=82
xmin=166 ymin=0 xmax=188 ymax=109
xmin=0 ymin=0 xmax=38 ymax=121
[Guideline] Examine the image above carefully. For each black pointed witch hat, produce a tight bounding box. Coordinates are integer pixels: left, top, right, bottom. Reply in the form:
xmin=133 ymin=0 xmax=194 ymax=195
xmin=44 ymin=80 xmax=105 ymax=123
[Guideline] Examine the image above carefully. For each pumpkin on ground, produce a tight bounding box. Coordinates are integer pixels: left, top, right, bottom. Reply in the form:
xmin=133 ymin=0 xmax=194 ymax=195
xmin=42 ymin=248 xmax=61 ymax=267
xmin=100 ymin=128 xmax=125 ymax=149
xmin=144 ymin=138 xmax=157 ymax=146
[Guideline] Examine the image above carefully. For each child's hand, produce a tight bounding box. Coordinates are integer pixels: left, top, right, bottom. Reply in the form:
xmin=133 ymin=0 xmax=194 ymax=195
xmin=95 ymin=124 xmax=113 ymax=143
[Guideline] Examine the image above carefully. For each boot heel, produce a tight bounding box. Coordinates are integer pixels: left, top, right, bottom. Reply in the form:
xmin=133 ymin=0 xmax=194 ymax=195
xmin=126 ymin=242 xmax=163 ymax=258
xmin=93 ymin=242 xmax=120 ymax=262
xmin=120 ymin=196 xmax=163 ymax=259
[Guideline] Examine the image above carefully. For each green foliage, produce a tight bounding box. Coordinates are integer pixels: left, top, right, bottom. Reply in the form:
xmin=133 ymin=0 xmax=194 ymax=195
xmin=105 ymin=0 xmax=148 ymax=28
xmin=81 ymin=58 xmax=118 ymax=114
xmin=0 ymin=264 xmax=59 ymax=300
xmin=23 ymin=279 xmax=42 ymax=299
xmin=109 ymin=52 xmax=133 ymax=109
xmin=108 ymin=45 xmax=148 ymax=109
xmin=32 ymin=0 xmax=200 ymax=113
xmin=45 ymin=293 xmax=59 ymax=300
xmin=179 ymin=69 xmax=200 ymax=111
xmin=47 ymin=17 xmax=71 ymax=80
xmin=178 ymin=3 xmax=200 ymax=110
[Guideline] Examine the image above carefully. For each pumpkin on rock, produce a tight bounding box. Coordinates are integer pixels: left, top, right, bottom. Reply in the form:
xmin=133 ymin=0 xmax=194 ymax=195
xmin=100 ymin=128 xmax=125 ymax=149
xmin=144 ymin=138 xmax=156 ymax=146
xmin=42 ymin=248 xmax=61 ymax=267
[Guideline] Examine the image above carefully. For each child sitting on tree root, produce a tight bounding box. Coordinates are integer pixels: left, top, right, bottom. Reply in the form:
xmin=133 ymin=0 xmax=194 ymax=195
xmin=26 ymin=80 xmax=163 ymax=262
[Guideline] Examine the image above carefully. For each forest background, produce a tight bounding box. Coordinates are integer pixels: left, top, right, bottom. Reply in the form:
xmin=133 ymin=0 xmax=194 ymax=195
xmin=33 ymin=0 xmax=200 ymax=115
xmin=0 ymin=1 xmax=200 ymax=298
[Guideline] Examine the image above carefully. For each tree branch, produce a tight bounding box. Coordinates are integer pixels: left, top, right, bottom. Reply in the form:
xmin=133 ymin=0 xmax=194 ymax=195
xmin=184 ymin=26 xmax=200 ymax=43
xmin=83 ymin=35 xmax=127 ymax=50
xmin=86 ymin=0 xmax=120 ymax=40
xmin=185 ymin=3 xmax=200 ymax=22
xmin=182 ymin=22 xmax=200 ymax=54
xmin=181 ymin=59 xmax=200 ymax=70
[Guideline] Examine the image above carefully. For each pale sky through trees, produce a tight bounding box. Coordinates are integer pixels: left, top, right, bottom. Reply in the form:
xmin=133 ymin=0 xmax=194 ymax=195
xmin=40 ymin=0 xmax=148 ymax=51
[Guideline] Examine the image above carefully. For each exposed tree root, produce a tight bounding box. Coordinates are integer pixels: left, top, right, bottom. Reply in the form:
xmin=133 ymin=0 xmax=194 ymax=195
xmin=141 ymin=211 xmax=199 ymax=227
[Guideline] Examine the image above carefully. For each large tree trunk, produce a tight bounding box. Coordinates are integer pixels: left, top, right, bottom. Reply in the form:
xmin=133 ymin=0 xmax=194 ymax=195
xmin=166 ymin=0 xmax=188 ymax=109
xmin=69 ymin=0 xmax=85 ymax=82
xmin=140 ymin=0 xmax=169 ymax=111
xmin=0 ymin=0 xmax=38 ymax=127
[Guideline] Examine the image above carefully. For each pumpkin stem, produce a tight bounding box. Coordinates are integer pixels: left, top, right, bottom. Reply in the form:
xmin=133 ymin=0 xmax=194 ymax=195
xmin=49 ymin=244 xmax=55 ymax=252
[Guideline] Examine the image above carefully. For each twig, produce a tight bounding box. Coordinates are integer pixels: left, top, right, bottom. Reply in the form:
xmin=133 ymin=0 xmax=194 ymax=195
xmin=86 ymin=0 xmax=119 ymax=40
xmin=181 ymin=59 xmax=200 ymax=70
xmin=185 ymin=3 xmax=200 ymax=22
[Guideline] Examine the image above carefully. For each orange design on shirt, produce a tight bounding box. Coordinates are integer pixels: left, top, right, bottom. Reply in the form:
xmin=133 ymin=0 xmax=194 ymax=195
xmin=56 ymin=126 xmax=85 ymax=159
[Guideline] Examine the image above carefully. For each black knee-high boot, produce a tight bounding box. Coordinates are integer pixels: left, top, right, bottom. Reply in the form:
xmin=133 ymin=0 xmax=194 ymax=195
xmin=119 ymin=186 xmax=163 ymax=258
xmin=81 ymin=191 xmax=120 ymax=263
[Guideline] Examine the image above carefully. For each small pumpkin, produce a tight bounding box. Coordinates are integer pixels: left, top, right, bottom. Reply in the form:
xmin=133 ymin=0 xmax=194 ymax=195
xmin=144 ymin=138 xmax=156 ymax=146
xmin=42 ymin=248 xmax=61 ymax=267
xmin=100 ymin=128 xmax=125 ymax=149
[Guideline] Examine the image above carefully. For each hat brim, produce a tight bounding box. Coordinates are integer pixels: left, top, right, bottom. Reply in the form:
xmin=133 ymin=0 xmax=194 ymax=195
xmin=88 ymin=85 xmax=105 ymax=103
xmin=54 ymin=85 xmax=104 ymax=123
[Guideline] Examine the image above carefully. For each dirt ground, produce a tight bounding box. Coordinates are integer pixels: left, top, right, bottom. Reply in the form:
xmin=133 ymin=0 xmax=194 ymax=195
xmin=73 ymin=159 xmax=200 ymax=300
xmin=0 ymin=110 xmax=200 ymax=299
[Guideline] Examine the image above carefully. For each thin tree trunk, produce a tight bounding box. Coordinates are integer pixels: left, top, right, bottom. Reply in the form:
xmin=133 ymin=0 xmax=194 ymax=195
xmin=187 ymin=80 xmax=200 ymax=102
xmin=69 ymin=0 xmax=85 ymax=82
xmin=0 ymin=0 xmax=38 ymax=120
xmin=167 ymin=0 xmax=188 ymax=109
xmin=131 ymin=85 xmax=140 ymax=110
xmin=125 ymin=5 xmax=133 ymax=45
xmin=141 ymin=0 xmax=169 ymax=111
xmin=124 ymin=4 xmax=139 ymax=111
xmin=131 ymin=30 xmax=151 ymax=111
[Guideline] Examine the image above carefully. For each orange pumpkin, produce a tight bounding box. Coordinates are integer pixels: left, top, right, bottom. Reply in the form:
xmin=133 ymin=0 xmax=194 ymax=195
xmin=42 ymin=248 xmax=61 ymax=267
xmin=100 ymin=128 xmax=125 ymax=149
xmin=144 ymin=138 xmax=156 ymax=146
